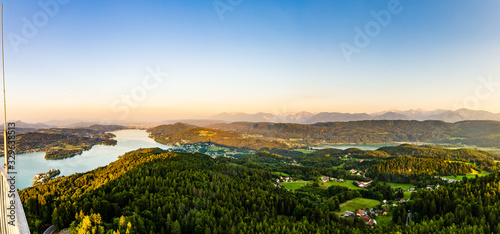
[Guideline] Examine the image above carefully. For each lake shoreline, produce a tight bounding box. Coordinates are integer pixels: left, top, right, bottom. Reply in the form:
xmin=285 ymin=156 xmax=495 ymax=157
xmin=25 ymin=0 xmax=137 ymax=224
xmin=16 ymin=129 xmax=172 ymax=190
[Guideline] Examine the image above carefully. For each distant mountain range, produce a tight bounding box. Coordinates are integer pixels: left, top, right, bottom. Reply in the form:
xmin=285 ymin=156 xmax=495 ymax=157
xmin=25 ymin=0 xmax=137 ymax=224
xmin=43 ymin=120 xmax=102 ymax=128
xmin=209 ymin=109 xmax=500 ymax=124
xmin=4 ymin=121 xmax=125 ymax=130
xmin=10 ymin=108 xmax=500 ymax=130
xmin=0 ymin=121 xmax=55 ymax=129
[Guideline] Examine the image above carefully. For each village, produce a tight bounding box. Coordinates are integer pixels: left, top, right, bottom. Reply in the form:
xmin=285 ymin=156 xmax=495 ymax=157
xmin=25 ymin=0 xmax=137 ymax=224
xmin=438 ymin=176 xmax=461 ymax=183
xmin=166 ymin=142 xmax=254 ymax=158
xmin=273 ymin=166 xmax=445 ymax=228
xmin=341 ymin=208 xmax=389 ymax=227
xmin=174 ymin=143 xmax=457 ymax=228
xmin=32 ymin=168 xmax=61 ymax=186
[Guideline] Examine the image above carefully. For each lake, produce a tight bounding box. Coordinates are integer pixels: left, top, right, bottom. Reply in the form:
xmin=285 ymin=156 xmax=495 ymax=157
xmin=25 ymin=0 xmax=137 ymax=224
xmin=15 ymin=129 xmax=172 ymax=190
xmin=314 ymin=144 xmax=397 ymax=151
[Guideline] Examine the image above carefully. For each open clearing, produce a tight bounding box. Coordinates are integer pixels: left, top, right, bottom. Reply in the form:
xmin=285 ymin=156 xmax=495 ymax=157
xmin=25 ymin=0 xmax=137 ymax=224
xmin=332 ymin=164 xmax=344 ymax=169
xmin=385 ymin=182 xmax=413 ymax=191
xmin=375 ymin=215 xmax=393 ymax=227
xmin=442 ymin=171 xmax=490 ymax=180
xmin=282 ymin=181 xmax=308 ymax=190
xmin=272 ymin=171 xmax=290 ymax=177
xmin=294 ymin=149 xmax=313 ymax=154
xmin=209 ymin=147 xmax=226 ymax=151
xmin=339 ymin=198 xmax=381 ymax=213
xmin=320 ymin=179 xmax=364 ymax=190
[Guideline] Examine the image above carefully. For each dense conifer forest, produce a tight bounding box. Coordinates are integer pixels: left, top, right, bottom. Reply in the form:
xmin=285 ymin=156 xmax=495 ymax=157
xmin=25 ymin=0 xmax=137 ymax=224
xmin=19 ymin=143 xmax=500 ymax=233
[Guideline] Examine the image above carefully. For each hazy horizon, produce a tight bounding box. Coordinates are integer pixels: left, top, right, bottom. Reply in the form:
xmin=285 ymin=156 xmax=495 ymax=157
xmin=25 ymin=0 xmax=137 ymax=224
xmin=4 ymin=1 xmax=500 ymax=122
xmin=8 ymin=107 xmax=500 ymax=125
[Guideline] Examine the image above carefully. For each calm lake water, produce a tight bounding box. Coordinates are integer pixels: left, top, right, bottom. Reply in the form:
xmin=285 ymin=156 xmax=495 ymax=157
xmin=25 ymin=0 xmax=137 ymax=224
xmin=315 ymin=144 xmax=397 ymax=151
xmin=15 ymin=129 xmax=171 ymax=190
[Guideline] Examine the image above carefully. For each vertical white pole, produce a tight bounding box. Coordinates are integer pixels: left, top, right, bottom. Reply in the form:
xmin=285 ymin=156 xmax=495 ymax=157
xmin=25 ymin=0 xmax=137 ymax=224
xmin=1 ymin=3 xmax=8 ymax=171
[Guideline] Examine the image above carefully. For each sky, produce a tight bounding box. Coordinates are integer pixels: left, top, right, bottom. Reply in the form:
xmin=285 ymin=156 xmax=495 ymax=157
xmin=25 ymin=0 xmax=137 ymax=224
xmin=2 ymin=0 xmax=500 ymax=123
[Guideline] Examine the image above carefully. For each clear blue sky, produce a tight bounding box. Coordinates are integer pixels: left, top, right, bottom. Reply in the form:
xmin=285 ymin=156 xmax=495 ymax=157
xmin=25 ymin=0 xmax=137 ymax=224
xmin=3 ymin=0 xmax=500 ymax=122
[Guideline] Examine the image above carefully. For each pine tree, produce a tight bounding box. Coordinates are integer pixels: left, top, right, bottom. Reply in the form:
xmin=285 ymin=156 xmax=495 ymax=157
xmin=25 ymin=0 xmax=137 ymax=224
xmin=172 ymin=220 xmax=181 ymax=234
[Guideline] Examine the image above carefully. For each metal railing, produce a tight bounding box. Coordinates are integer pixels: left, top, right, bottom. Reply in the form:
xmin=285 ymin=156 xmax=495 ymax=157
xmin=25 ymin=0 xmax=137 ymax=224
xmin=0 ymin=3 xmax=30 ymax=233
xmin=0 ymin=167 xmax=30 ymax=233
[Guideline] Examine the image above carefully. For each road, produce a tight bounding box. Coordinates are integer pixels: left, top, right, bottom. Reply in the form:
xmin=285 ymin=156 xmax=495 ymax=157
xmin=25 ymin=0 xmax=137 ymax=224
xmin=43 ymin=225 xmax=56 ymax=234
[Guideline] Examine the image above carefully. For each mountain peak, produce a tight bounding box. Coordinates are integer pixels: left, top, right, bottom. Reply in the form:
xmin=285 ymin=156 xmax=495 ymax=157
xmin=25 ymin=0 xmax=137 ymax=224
xmin=206 ymin=109 xmax=500 ymax=124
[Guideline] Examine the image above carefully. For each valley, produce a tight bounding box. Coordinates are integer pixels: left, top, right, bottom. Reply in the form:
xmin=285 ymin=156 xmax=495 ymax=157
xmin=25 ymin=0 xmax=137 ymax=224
xmin=8 ymin=121 xmax=500 ymax=233
xmin=7 ymin=1 xmax=499 ymax=233
xmin=18 ymin=129 xmax=500 ymax=233
xmin=149 ymin=120 xmax=500 ymax=151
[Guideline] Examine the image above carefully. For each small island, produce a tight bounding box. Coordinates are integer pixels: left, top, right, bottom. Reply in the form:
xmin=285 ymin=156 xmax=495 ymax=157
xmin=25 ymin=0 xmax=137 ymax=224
xmin=0 ymin=125 xmax=124 ymax=159
xmin=32 ymin=169 xmax=61 ymax=186
xmin=44 ymin=135 xmax=118 ymax=159
xmin=45 ymin=148 xmax=89 ymax=160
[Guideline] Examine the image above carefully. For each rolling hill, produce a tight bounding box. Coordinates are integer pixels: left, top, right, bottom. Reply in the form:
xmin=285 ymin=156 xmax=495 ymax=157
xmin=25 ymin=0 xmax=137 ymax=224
xmin=208 ymin=120 xmax=500 ymax=148
xmin=147 ymin=123 xmax=288 ymax=150
xmin=20 ymin=148 xmax=370 ymax=233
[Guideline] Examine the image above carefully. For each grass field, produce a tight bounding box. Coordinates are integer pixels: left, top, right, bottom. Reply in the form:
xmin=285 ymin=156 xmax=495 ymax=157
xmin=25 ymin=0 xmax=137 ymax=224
xmin=339 ymin=198 xmax=381 ymax=213
xmin=375 ymin=215 xmax=393 ymax=227
xmin=332 ymin=164 xmax=344 ymax=169
xmin=442 ymin=174 xmax=476 ymax=180
xmin=385 ymin=182 xmax=413 ymax=191
xmin=282 ymin=181 xmax=308 ymax=190
xmin=448 ymin=160 xmax=474 ymax=165
xmin=209 ymin=147 xmax=227 ymax=151
xmin=442 ymin=171 xmax=490 ymax=180
xmin=403 ymin=191 xmax=412 ymax=200
xmin=448 ymin=137 xmax=466 ymax=140
xmin=294 ymin=149 xmax=313 ymax=154
xmin=320 ymin=180 xmax=363 ymax=190
xmin=272 ymin=172 xmax=290 ymax=177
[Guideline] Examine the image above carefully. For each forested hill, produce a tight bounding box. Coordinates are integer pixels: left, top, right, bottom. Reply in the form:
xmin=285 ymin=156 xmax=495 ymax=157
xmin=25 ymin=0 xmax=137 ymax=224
xmin=19 ymin=146 xmax=500 ymax=233
xmin=0 ymin=125 xmax=124 ymax=158
xmin=378 ymin=144 xmax=500 ymax=161
xmin=208 ymin=120 xmax=452 ymax=143
xmin=20 ymin=148 xmax=371 ymax=233
xmin=207 ymin=120 xmax=500 ymax=148
xmin=392 ymin=172 xmax=500 ymax=233
xmin=147 ymin=123 xmax=288 ymax=150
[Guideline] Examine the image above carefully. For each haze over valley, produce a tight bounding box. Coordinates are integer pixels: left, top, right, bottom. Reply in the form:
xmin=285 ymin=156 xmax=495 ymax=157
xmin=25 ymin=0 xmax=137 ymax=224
xmin=3 ymin=1 xmax=500 ymax=233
